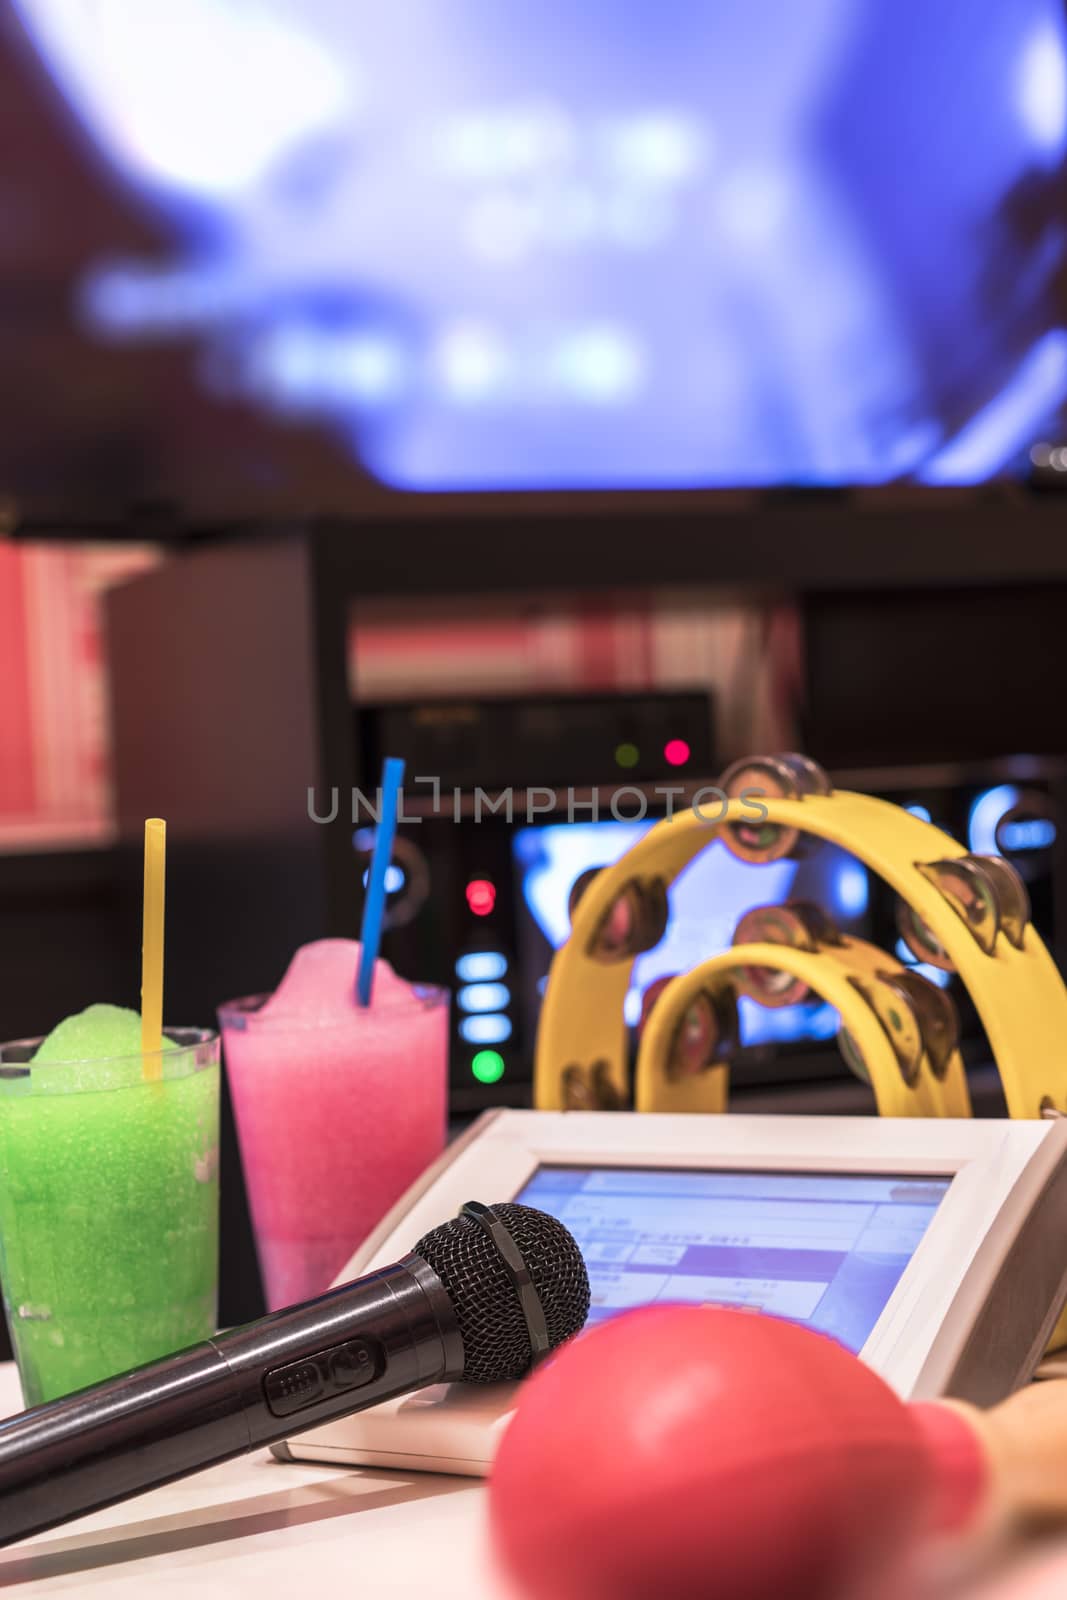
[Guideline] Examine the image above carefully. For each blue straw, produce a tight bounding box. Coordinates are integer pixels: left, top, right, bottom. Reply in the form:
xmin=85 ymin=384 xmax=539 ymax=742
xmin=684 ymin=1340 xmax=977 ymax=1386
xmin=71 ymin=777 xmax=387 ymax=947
xmin=356 ymin=756 xmax=406 ymax=1006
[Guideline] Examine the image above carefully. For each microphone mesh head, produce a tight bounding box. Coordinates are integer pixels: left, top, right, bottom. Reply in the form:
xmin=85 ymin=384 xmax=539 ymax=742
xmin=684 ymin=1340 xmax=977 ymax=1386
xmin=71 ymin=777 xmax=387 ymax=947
xmin=414 ymin=1202 xmax=590 ymax=1383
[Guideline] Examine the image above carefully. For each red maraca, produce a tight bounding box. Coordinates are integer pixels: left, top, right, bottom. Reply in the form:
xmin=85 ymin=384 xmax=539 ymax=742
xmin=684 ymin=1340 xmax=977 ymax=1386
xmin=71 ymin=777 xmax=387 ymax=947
xmin=490 ymin=1305 xmax=1067 ymax=1600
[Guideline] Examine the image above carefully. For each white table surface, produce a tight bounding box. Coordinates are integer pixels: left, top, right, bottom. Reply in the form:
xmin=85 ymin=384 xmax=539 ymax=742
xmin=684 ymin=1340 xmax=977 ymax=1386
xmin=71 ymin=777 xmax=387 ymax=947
xmin=7 ymin=1361 xmax=1067 ymax=1600
xmin=0 ymin=1365 xmax=511 ymax=1599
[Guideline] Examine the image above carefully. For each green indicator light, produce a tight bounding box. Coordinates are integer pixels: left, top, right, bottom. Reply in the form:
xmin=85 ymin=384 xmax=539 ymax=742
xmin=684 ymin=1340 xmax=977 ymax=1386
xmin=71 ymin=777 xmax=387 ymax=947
xmin=615 ymin=742 xmax=640 ymax=770
xmin=471 ymin=1049 xmax=506 ymax=1085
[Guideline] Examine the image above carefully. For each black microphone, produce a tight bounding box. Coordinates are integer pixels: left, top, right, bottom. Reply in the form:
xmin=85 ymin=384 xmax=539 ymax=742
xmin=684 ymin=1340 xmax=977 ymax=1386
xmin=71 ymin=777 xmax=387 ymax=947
xmin=0 ymin=1200 xmax=590 ymax=1548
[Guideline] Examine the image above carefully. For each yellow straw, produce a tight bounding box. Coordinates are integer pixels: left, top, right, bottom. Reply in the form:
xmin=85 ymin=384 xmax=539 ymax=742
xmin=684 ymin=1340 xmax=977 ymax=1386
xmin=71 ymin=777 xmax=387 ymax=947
xmin=141 ymin=818 xmax=166 ymax=1081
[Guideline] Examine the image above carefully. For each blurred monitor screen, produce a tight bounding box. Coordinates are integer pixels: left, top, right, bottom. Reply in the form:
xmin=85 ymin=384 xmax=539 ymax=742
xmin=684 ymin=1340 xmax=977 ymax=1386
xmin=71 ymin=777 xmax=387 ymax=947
xmin=511 ymin=819 xmax=877 ymax=1051
xmin=3 ymin=0 xmax=1067 ymax=522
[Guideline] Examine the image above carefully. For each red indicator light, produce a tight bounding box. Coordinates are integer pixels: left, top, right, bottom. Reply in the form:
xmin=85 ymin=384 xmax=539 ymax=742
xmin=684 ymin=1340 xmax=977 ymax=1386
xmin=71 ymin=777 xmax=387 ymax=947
xmin=466 ymin=878 xmax=497 ymax=917
xmin=664 ymin=739 xmax=691 ymax=768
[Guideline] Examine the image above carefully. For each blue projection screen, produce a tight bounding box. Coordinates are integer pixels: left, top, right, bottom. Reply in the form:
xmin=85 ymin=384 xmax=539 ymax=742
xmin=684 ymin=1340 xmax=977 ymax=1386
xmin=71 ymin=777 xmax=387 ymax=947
xmin=4 ymin=0 xmax=1067 ymax=508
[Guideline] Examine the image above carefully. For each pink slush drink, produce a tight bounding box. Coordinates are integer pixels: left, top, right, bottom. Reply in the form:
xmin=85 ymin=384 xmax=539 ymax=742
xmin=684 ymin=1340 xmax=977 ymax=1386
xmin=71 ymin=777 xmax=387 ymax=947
xmin=218 ymin=940 xmax=447 ymax=1310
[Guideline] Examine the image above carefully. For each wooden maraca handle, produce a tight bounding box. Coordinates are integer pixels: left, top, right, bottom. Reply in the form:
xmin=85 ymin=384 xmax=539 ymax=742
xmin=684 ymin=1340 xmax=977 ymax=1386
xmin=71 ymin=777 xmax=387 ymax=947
xmin=946 ymin=1382 xmax=1067 ymax=1526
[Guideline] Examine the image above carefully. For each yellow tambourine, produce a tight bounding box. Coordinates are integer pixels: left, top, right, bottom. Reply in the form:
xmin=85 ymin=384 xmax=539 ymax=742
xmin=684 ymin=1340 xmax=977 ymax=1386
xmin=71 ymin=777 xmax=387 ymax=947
xmin=535 ymin=756 xmax=1067 ymax=1121
xmin=633 ymin=932 xmax=973 ymax=1120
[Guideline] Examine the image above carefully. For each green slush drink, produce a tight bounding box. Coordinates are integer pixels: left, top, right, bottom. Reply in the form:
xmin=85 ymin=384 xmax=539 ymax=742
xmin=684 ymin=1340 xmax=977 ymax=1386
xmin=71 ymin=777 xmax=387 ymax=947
xmin=0 ymin=1006 xmax=219 ymax=1406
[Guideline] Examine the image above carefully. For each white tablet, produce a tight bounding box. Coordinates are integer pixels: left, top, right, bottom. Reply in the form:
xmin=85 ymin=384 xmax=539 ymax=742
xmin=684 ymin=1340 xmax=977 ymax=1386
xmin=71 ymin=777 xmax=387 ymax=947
xmin=278 ymin=1110 xmax=1067 ymax=1477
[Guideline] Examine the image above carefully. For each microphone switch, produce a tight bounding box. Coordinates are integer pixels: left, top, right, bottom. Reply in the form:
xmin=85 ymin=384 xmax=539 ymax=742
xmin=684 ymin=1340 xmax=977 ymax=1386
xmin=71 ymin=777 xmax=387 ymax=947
xmin=264 ymin=1338 xmax=382 ymax=1419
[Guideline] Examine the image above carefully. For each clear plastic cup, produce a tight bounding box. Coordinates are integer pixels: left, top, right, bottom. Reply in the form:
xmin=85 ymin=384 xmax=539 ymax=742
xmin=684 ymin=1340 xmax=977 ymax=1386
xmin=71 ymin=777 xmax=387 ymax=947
xmin=0 ymin=1029 xmax=220 ymax=1406
xmin=219 ymin=986 xmax=448 ymax=1310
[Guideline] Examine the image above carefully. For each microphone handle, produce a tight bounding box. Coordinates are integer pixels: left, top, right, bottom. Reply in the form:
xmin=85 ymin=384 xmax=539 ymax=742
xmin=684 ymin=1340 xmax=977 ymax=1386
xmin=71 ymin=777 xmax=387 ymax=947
xmin=0 ymin=1254 xmax=462 ymax=1549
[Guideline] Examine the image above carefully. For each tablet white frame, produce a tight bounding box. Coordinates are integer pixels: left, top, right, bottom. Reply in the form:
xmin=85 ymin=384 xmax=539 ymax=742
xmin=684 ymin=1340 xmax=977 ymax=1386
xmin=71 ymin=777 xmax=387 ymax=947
xmin=281 ymin=1111 xmax=1067 ymax=1474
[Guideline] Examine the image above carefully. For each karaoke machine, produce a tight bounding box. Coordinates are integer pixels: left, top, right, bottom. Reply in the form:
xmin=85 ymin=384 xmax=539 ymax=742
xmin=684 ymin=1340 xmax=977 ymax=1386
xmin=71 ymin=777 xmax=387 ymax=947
xmin=358 ymin=689 xmax=713 ymax=1110
xmin=356 ymin=701 xmax=1064 ymax=1113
